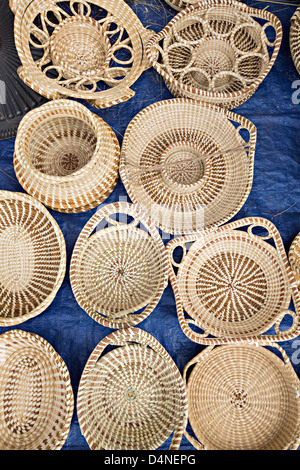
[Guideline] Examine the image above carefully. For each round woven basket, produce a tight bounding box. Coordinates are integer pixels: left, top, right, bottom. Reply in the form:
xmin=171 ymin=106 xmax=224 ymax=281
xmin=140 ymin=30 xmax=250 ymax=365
xmin=0 ymin=191 xmax=66 ymax=327
xmin=70 ymin=202 xmax=169 ymax=329
xmin=183 ymin=343 xmax=300 ymax=450
xmin=77 ymin=328 xmax=188 ymax=450
xmin=290 ymin=7 xmax=300 ymax=74
xmin=14 ymin=99 xmax=120 ymax=213
xmin=289 ymin=233 xmax=300 ymax=288
xmin=120 ymin=98 xmax=256 ymax=235
xmin=146 ymin=0 xmax=282 ymax=109
xmin=0 ymin=329 xmax=74 ymax=450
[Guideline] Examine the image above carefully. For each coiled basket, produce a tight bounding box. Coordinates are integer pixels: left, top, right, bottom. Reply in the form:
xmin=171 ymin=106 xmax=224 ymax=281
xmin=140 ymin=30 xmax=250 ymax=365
xmin=290 ymin=7 xmax=300 ymax=74
xmin=289 ymin=233 xmax=300 ymax=289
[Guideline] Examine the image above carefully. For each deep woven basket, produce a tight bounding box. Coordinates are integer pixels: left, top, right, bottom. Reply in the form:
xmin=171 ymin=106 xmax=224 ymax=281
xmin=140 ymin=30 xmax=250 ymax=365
xmin=167 ymin=216 xmax=300 ymax=345
xmin=290 ymin=7 xmax=300 ymax=74
xmin=70 ymin=202 xmax=169 ymax=329
xmin=0 ymin=329 xmax=74 ymax=450
xmin=183 ymin=343 xmax=300 ymax=450
xmin=146 ymin=0 xmax=282 ymax=109
xmin=14 ymin=0 xmax=154 ymax=109
xmin=289 ymin=233 xmax=300 ymax=289
xmin=14 ymin=99 xmax=120 ymax=213
xmin=120 ymin=98 xmax=256 ymax=235
xmin=0 ymin=191 xmax=66 ymax=326
xmin=77 ymin=328 xmax=188 ymax=450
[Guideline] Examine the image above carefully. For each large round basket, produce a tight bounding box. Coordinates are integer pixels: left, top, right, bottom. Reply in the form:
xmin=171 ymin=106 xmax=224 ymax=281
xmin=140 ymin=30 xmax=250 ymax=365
xmin=77 ymin=328 xmax=188 ymax=450
xmin=0 ymin=329 xmax=74 ymax=450
xmin=289 ymin=233 xmax=300 ymax=288
xmin=290 ymin=7 xmax=300 ymax=74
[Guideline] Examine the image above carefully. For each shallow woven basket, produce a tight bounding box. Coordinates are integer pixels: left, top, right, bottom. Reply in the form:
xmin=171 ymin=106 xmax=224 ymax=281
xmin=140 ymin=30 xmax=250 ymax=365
xmin=70 ymin=202 xmax=169 ymax=329
xmin=167 ymin=216 xmax=300 ymax=345
xmin=290 ymin=7 xmax=300 ymax=74
xmin=0 ymin=191 xmax=66 ymax=327
xmin=120 ymin=98 xmax=256 ymax=235
xmin=77 ymin=328 xmax=188 ymax=450
xmin=183 ymin=343 xmax=300 ymax=450
xmin=0 ymin=329 xmax=74 ymax=450
xmin=14 ymin=0 xmax=154 ymax=109
xmin=146 ymin=0 xmax=282 ymax=109
xmin=289 ymin=233 xmax=300 ymax=289
xmin=14 ymin=99 xmax=120 ymax=213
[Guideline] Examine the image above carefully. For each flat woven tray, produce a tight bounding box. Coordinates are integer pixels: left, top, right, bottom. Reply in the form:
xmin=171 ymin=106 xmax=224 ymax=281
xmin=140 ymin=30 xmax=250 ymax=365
xmin=146 ymin=0 xmax=282 ymax=109
xmin=0 ymin=329 xmax=74 ymax=450
xmin=183 ymin=343 xmax=300 ymax=450
xmin=14 ymin=99 xmax=120 ymax=213
xmin=290 ymin=7 xmax=300 ymax=74
xmin=77 ymin=328 xmax=188 ymax=450
xmin=289 ymin=233 xmax=300 ymax=288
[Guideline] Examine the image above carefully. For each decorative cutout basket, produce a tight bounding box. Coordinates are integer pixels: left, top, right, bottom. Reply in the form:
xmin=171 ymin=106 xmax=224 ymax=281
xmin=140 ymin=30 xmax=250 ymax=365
xmin=70 ymin=202 xmax=169 ymax=329
xmin=77 ymin=328 xmax=188 ymax=450
xmin=120 ymin=98 xmax=256 ymax=235
xmin=290 ymin=7 xmax=300 ymax=74
xmin=14 ymin=0 xmax=154 ymax=109
xmin=289 ymin=233 xmax=300 ymax=289
xmin=146 ymin=0 xmax=282 ymax=109
xmin=166 ymin=216 xmax=300 ymax=345
xmin=0 ymin=329 xmax=74 ymax=450
xmin=0 ymin=191 xmax=66 ymax=326
xmin=183 ymin=343 xmax=300 ymax=450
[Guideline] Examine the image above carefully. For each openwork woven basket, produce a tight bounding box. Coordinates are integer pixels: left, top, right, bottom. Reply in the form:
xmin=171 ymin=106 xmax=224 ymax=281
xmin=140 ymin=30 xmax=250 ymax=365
xmin=0 ymin=329 xmax=74 ymax=450
xmin=77 ymin=328 xmax=188 ymax=450
xmin=146 ymin=0 xmax=282 ymax=109
xmin=289 ymin=233 xmax=300 ymax=289
xmin=0 ymin=191 xmax=66 ymax=327
xmin=120 ymin=98 xmax=256 ymax=235
xmin=290 ymin=7 xmax=300 ymax=74
xmin=14 ymin=99 xmax=120 ymax=213
xmin=183 ymin=343 xmax=300 ymax=450
xmin=70 ymin=202 xmax=168 ymax=329
xmin=14 ymin=0 xmax=154 ymax=109
xmin=167 ymin=216 xmax=300 ymax=345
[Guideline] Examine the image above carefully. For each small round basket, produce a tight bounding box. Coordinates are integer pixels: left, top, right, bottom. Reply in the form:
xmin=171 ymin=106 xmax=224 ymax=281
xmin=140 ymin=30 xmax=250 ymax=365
xmin=70 ymin=202 xmax=169 ymax=329
xmin=290 ymin=7 xmax=300 ymax=74
xmin=14 ymin=99 xmax=120 ymax=213
xmin=77 ymin=328 xmax=188 ymax=450
xmin=183 ymin=343 xmax=300 ymax=450
xmin=289 ymin=233 xmax=300 ymax=289
xmin=0 ymin=329 xmax=74 ymax=450
xmin=0 ymin=191 xmax=66 ymax=327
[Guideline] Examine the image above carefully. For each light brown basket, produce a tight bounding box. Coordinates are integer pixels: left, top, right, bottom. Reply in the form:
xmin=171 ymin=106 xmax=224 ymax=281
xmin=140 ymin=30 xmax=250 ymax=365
xmin=120 ymin=98 xmax=256 ymax=235
xmin=182 ymin=343 xmax=300 ymax=450
xmin=146 ymin=0 xmax=282 ymax=109
xmin=290 ymin=7 xmax=300 ymax=74
xmin=289 ymin=233 xmax=300 ymax=289
xmin=14 ymin=0 xmax=154 ymax=109
xmin=14 ymin=99 xmax=120 ymax=213
xmin=164 ymin=0 xmax=199 ymax=11
xmin=77 ymin=328 xmax=188 ymax=450
xmin=166 ymin=216 xmax=300 ymax=345
xmin=0 ymin=190 xmax=66 ymax=327
xmin=0 ymin=329 xmax=74 ymax=450
xmin=70 ymin=201 xmax=169 ymax=329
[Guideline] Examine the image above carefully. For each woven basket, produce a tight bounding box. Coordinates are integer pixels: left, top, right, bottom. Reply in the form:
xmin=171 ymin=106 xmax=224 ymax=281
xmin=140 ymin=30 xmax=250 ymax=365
xmin=9 ymin=0 xmax=18 ymax=14
xmin=0 ymin=191 xmax=66 ymax=327
xmin=164 ymin=0 xmax=199 ymax=11
xmin=77 ymin=328 xmax=188 ymax=450
xmin=167 ymin=216 xmax=300 ymax=345
xmin=14 ymin=99 xmax=120 ymax=213
xmin=14 ymin=0 xmax=154 ymax=109
xmin=0 ymin=329 xmax=74 ymax=450
xmin=120 ymin=98 xmax=256 ymax=235
xmin=289 ymin=233 xmax=300 ymax=289
xmin=146 ymin=0 xmax=282 ymax=109
xmin=70 ymin=202 xmax=168 ymax=329
xmin=290 ymin=7 xmax=300 ymax=74
xmin=183 ymin=343 xmax=300 ymax=450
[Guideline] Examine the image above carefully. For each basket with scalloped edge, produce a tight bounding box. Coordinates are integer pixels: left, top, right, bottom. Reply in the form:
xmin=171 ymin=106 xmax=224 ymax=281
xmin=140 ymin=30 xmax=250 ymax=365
xmin=290 ymin=7 xmax=300 ymax=74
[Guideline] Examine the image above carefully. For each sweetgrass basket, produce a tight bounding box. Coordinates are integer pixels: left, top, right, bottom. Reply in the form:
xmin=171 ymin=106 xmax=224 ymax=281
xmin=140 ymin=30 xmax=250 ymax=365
xmin=77 ymin=328 xmax=188 ymax=450
xmin=70 ymin=202 xmax=169 ymax=329
xmin=290 ymin=7 xmax=300 ymax=74
xmin=0 ymin=329 xmax=74 ymax=450
xmin=164 ymin=0 xmax=199 ymax=11
xmin=14 ymin=0 xmax=154 ymax=109
xmin=146 ymin=0 xmax=282 ymax=109
xmin=166 ymin=216 xmax=300 ymax=346
xmin=14 ymin=99 xmax=120 ymax=213
xmin=120 ymin=98 xmax=256 ymax=235
xmin=183 ymin=343 xmax=300 ymax=450
xmin=0 ymin=191 xmax=66 ymax=327
xmin=289 ymin=233 xmax=300 ymax=289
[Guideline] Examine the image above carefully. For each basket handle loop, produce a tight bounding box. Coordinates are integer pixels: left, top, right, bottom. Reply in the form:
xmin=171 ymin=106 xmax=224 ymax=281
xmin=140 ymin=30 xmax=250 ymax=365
xmin=274 ymin=310 xmax=300 ymax=338
xmin=261 ymin=22 xmax=277 ymax=48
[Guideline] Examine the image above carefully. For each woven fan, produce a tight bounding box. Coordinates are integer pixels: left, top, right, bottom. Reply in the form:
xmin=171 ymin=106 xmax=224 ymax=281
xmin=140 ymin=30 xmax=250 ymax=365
xmin=290 ymin=7 xmax=300 ymax=74
xmin=289 ymin=233 xmax=300 ymax=289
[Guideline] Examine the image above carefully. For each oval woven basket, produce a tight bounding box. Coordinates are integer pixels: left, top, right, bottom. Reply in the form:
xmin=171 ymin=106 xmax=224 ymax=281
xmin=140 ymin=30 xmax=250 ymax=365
xmin=146 ymin=0 xmax=282 ymax=109
xmin=0 ymin=191 xmax=66 ymax=327
xmin=120 ymin=98 xmax=256 ymax=235
xmin=183 ymin=343 xmax=300 ymax=450
xmin=0 ymin=329 xmax=74 ymax=450
xmin=77 ymin=328 xmax=188 ymax=450
xmin=289 ymin=233 xmax=300 ymax=289
xmin=167 ymin=216 xmax=300 ymax=345
xmin=14 ymin=0 xmax=154 ymax=109
xmin=14 ymin=99 xmax=120 ymax=213
xmin=290 ymin=7 xmax=300 ymax=74
xmin=70 ymin=202 xmax=169 ymax=329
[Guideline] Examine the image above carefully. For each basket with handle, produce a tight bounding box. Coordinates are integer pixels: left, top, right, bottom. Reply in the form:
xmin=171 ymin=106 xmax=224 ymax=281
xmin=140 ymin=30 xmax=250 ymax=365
xmin=290 ymin=6 xmax=300 ymax=74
